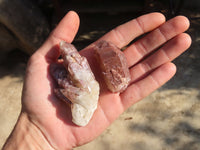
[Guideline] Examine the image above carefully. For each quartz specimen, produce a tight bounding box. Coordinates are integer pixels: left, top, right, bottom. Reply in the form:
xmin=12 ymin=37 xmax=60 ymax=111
xmin=94 ymin=40 xmax=131 ymax=92
xmin=50 ymin=41 xmax=100 ymax=126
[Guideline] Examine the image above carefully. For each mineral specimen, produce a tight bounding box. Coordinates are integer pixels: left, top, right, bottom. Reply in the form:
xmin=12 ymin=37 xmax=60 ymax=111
xmin=94 ymin=40 xmax=131 ymax=92
xmin=50 ymin=41 xmax=100 ymax=126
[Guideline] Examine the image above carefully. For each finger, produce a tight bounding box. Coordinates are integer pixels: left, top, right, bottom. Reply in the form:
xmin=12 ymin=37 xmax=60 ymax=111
xmin=129 ymin=33 xmax=191 ymax=83
xmin=95 ymin=12 xmax=166 ymax=48
xmin=37 ymin=11 xmax=80 ymax=60
xmin=124 ymin=16 xmax=190 ymax=67
xmin=120 ymin=62 xmax=176 ymax=110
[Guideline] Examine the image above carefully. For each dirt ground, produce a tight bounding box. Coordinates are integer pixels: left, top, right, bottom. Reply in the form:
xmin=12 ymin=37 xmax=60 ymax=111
xmin=0 ymin=11 xmax=200 ymax=150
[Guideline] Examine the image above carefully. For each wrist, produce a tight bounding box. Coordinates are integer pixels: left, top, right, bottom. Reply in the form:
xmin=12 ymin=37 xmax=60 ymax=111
xmin=3 ymin=112 xmax=55 ymax=150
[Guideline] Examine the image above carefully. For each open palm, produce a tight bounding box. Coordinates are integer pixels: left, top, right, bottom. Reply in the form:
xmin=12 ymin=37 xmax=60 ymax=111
xmin=21 ymin=11 xmax=191 ymax=149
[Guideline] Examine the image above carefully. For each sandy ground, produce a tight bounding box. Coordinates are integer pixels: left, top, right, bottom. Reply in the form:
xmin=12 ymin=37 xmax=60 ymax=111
xmin=0 ymin=12 xmax=200 ymax=149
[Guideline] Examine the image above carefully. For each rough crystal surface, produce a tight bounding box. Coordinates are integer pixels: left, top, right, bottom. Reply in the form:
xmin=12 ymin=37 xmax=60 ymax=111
xmin=50 ymin=41 xmax=100 ymax=126
xmin=94 ymin=40 xmax=131 ymax=92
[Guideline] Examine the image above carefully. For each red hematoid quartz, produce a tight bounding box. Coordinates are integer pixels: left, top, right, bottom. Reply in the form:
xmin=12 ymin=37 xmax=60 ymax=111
xmin=50 ymin=40 xmax=130 ymax=126
xmin=50 ymin=41 xmax=100 ymax=126
xmin=94 ymin=40 xmax=131 ymax=93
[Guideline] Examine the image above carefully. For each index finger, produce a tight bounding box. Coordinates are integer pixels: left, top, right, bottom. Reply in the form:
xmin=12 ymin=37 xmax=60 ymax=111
xmin=80 ymin=13 xmax=165 ymax=61
xmin=96 ymin=12 xmax=166 ymax=48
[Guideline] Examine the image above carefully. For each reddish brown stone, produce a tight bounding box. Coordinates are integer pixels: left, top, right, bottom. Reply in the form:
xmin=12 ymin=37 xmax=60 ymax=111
xmin=94 ymin=40 xmax=131 ymax=92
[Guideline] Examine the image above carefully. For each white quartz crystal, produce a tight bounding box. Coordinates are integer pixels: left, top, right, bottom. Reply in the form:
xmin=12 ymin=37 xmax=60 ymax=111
xmin=58 ymin=41 xmax=100 ymax=126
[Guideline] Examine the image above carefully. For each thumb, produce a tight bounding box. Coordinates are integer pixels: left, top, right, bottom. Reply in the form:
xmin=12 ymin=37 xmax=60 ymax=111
xmin=37 ymin=11 xmax=80 ymax=60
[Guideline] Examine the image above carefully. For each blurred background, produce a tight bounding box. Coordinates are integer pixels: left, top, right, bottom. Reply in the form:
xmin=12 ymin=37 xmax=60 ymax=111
xmin=0 ymin=0 xmax=200 ymax=149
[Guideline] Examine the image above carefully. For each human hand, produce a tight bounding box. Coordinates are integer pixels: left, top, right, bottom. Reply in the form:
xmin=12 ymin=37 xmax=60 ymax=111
xmin=4 ymin=11 xmax=191 ymax=150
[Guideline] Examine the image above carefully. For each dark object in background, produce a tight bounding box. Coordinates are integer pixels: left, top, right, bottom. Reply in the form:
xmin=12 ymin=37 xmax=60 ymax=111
xmin=0 ymin=0 xmax=50 ymax=54
xmin=0 ymin=0 xmax=198 ymax=55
